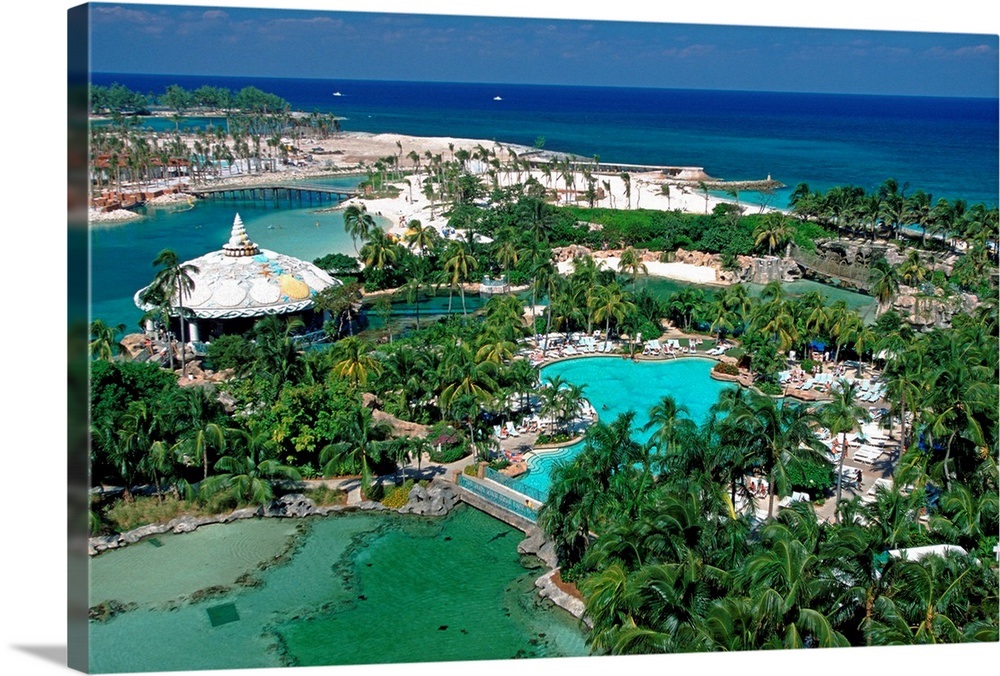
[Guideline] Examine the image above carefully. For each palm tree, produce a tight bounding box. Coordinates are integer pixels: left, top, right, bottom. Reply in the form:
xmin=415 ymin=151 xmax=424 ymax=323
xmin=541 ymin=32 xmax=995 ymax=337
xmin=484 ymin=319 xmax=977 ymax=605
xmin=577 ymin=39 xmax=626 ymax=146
xmin=591 ymin=282 xmax=633 ymax=339
xmin=404 ymin=219 xmax=437 ymax=254
xmin=89 ymin=319 xmax=126 ymax=360
xmin=924 ymin=340 xmax=995 ymax=491
xmin=668 ymin=288 xmax=707 ymax=332
xmin=620 ymin=172 xmax=632 ymax=209
xmin=898 ymin=251 xmax=930 ymax=287
xmin=538 ymin=459 xmax=600 ymax=567
xmin=360 ymin=228 xmax=398 ymax=274
xmin=201 ymin=429 xmax=301 ymax=507
xmin=438 ymin=343 xmax=498 ymax=418
xmin=170 ymin=385 xmax=229 ymax=482
xmin=492 ymin=227 xmax=520 ymax=282
xmin=320 ymin=405 xmax=393 ymax=496
xmin=698 ymin=181 xmax=710 ymax=214
xmin=823 ymin=379 xmax=871 ymax=520
xmin=904 ymin=190 xmax=934 ymax=247
xmin=726 ymin=392 xmax=824 ymax=518
xmin=642 ymin=396 xmax=694 ymax=494
xmin=754 ymin=212 xmax=793 ymax=256
xmin=869 ymin=552 xmax=984 ymax=645
xmin=738 ymin=518 xmax=849 ymax=648
xmin=343 ymin=203 xmax=376 ymax=255
xmin=931 ymin=483 xmax=1000 ymax=553
xmin=474 ymin=329 xmax=517 ymax=366
xmin=148 ymin=248 xmax=200 ymax=376
xmin=93 ymin=420 xmax=142 ymax=502
xmin=399 ymin=272 xmax=425 ymax=332
xmin=617 ymin=246 xmax=648 ymax=293
xmin=869 ymin=258 xmax=900 ymax=317
xmin=332 ymin=336 xmax=383 ymax=388
xmin=442 ymin=240 xmax=478 ymax=316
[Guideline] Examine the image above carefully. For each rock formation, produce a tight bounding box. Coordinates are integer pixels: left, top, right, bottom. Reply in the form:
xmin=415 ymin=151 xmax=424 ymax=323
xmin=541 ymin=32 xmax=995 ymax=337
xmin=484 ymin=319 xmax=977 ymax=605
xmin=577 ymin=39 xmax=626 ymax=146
xmin=397 ymin=479 xmax=460 ymax=516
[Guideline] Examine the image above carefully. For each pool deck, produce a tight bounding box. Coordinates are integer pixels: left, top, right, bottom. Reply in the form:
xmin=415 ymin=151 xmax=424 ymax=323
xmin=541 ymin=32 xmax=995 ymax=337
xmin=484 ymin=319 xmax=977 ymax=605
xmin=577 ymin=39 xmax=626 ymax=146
xmin=513 ymin=339 xmax=898 ymax=527
xmin=527 ymin=336 xmax=891 ymax=408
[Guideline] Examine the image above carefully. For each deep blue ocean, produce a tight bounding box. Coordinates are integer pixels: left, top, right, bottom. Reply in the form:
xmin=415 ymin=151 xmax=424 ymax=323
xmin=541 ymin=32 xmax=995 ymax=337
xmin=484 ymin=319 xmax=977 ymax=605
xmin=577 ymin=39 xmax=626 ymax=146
xmin=94 ymin=73 xmax=998 ymax=207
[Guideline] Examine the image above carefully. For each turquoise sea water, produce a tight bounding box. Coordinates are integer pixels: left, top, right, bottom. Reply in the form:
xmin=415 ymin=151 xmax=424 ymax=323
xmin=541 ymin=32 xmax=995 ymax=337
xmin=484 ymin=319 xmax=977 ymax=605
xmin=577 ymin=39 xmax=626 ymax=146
xmin=88 ymin=506 xmax=587 ymax=673
xmin=514 ymin=357 xmax=734 ymax=496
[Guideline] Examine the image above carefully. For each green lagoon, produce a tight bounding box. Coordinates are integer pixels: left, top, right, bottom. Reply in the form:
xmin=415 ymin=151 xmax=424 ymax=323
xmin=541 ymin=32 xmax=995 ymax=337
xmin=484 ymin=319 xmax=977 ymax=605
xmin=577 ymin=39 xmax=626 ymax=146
xmin=88 ymin=506 xmax=588 ymax=673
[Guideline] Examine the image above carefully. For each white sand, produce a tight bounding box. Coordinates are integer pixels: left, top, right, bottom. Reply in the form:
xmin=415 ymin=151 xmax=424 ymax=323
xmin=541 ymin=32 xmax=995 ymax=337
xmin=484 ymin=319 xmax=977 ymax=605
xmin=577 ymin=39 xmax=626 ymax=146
xmin=326 ymin=135 xmax=743 ymax=243
xmin=557 ymin=256 xmax=719 ymax=285
xmin=157 ymin=130 xmax=749 ymax=287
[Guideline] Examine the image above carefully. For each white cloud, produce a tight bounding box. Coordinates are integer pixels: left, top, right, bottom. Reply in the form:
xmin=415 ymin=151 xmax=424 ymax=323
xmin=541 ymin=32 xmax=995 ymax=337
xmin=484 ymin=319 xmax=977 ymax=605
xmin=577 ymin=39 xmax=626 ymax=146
xmin=923 ymin=43 xmax=994 ymax=58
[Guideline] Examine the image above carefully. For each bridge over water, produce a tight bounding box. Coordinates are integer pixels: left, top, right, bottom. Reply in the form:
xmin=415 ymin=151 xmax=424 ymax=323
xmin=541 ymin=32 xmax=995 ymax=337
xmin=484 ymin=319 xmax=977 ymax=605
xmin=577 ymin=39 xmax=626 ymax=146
xmin=790 ymin=245 xmax=873 ymax=292
xmin=183 ymin=181 xmax=358 ymax=206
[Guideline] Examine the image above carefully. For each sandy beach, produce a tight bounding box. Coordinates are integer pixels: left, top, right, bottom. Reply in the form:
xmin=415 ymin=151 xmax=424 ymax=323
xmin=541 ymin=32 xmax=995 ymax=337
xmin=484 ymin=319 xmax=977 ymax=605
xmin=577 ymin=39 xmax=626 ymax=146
xmin=303 ymin=131 xmax=746 ymax=232
xmin=91 ymin=129 xmax=760 ymax=287
xmin=556 ymin=257 xmax=721 ymax=285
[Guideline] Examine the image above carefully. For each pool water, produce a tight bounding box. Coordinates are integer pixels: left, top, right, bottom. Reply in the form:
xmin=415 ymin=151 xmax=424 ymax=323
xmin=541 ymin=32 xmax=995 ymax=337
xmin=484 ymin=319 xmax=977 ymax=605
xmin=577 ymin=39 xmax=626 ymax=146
xmin=87 ymin=506 xmax=587 ymax=673
xmin=515 ymin=357 xmax=734 ymax=496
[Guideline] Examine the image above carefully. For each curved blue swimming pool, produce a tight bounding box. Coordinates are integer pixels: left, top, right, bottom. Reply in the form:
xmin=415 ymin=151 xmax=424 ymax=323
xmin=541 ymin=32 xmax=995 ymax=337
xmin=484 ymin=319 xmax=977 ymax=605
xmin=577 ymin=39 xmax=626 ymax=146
xmin=513 ymin=357 xmax=735 ymax=496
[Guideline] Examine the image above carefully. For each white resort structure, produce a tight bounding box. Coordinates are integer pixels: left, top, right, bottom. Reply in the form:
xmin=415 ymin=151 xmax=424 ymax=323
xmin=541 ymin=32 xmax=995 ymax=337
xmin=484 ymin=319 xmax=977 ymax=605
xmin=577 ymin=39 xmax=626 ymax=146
xmin=134 ymin=213 xmax=341 ymax=342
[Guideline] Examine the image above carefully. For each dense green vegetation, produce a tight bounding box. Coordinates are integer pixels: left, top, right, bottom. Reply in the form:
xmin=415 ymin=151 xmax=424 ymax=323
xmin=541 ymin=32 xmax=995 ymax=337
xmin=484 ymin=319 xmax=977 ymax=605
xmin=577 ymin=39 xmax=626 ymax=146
xmin=540 ymin=307 xmax=998 ymax=651
xmin=88 ymin=125 xmax=998 ymax=655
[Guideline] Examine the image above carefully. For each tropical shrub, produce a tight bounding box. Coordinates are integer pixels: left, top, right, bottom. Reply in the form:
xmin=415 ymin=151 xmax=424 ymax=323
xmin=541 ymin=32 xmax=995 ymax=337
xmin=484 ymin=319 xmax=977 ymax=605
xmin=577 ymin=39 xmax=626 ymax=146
xmin=380 ymin=479 xmax=415 ymax=509
xmin=713 ymin=361 xmax=740 ymax=376
xmin=205 ymin=334 xmax=250 ymax=372
xmin=304 ymin=484 xmax=346 ymax=507
xmin=756 ymin=381 xmax=783 ymax=396
xmin=426 ymin=423 xmax=468 ymax=463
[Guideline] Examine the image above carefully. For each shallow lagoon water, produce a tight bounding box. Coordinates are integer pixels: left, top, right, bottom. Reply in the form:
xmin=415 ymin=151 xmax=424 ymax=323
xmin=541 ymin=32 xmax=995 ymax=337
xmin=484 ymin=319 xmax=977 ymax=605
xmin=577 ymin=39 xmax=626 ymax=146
xmin=90 ymin=176 xmax=374 ymax=331
xmin=88 ymin=506 xmax=587 ymax=673
xmin=635 ymin=276 xmax=876 ymax=321
xmin=515 ymin=357 xmax=734 ymax=496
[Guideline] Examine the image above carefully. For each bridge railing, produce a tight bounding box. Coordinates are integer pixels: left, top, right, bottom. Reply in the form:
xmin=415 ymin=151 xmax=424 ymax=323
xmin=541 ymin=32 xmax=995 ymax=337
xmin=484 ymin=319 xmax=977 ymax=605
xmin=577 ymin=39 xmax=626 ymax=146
xmin=483 ymin=468 xmax=548 ymax=504
xmin=186 ymin=182 xmax=357 ymax=197
xmin=458 ymin=474 xmax=539 ymax=523
xmin=790 ymin=246 xmax=872 ymax=290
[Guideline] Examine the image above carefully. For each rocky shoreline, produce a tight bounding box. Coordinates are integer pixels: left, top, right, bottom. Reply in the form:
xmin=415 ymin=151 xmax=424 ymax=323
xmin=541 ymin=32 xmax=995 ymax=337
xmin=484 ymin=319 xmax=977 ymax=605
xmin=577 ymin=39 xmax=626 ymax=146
xmin=89 ymin=479 xmax=464 ymax=556
xmin=89 ymin=478 xmax=588 ymax=623
xmin=89 ymin=208 xmax=144 ymax=224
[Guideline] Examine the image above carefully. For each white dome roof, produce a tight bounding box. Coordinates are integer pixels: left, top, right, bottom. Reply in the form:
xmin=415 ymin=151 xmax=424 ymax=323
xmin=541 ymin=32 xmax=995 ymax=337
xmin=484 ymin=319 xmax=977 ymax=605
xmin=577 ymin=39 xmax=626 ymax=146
xmin=134 ymin=213 xmax=341 ymax=320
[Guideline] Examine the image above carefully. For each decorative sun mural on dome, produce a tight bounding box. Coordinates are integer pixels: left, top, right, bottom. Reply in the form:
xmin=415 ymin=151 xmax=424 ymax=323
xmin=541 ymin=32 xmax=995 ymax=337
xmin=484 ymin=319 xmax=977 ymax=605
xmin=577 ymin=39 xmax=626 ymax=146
xmin=134 ymin=214 xmax=341 ymax=320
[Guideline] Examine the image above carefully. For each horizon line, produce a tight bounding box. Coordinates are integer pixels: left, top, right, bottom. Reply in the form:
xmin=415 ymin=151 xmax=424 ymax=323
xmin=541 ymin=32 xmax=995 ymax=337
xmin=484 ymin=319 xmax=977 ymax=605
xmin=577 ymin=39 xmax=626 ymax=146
xmin=91 ymin=72 xmax=1000 ymax=102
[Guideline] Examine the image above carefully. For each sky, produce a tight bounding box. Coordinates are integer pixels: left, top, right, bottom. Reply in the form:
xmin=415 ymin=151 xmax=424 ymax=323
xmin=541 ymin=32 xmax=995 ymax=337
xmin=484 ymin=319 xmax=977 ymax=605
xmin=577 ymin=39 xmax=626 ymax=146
xmin=84 ymin=0 xmax=1000 ymax=97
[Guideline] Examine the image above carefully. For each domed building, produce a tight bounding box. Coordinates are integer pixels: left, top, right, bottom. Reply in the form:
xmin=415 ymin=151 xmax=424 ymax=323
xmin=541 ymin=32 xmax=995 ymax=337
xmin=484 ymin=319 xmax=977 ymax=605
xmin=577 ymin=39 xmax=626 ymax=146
xmin=134 ymin=213 xmax=342 ymax=343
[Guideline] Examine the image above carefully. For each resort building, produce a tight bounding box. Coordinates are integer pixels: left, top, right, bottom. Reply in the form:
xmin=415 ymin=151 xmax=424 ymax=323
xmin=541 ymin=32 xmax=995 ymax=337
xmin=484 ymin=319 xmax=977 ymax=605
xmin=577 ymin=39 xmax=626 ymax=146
xmin=134 ymin=213 xmax=341 ymax=342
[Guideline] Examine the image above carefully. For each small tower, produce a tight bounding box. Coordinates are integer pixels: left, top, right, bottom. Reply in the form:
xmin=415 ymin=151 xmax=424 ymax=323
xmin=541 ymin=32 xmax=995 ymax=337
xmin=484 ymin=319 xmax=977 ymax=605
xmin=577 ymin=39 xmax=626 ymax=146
xmin=221 ymin=213 xmax=260 ymax=257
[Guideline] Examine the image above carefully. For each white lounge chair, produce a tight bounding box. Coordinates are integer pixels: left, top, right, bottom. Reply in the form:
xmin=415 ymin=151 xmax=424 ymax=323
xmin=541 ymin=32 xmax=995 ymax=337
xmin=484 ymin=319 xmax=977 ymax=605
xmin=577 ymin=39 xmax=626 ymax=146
xmin=851 ymin=447 xmax=883 ymax=465
xmin=867 ymin=477 xmax=893 ymax=496
xmin=505 ymin=421 xmax=521 ymax=437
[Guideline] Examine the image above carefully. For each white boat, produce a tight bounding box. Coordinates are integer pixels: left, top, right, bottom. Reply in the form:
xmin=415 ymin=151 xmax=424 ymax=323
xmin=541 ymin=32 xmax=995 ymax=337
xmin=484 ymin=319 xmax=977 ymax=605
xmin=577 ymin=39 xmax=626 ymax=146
xmin=332 ymin=91 xmax=343 ymax=97
xmin=493 ymin=96 xmax=502 ymax=101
